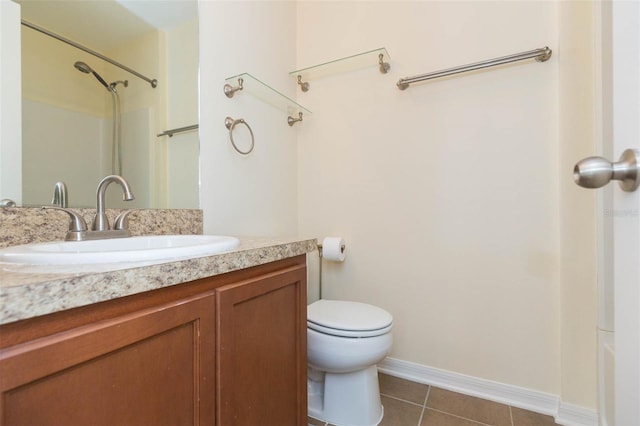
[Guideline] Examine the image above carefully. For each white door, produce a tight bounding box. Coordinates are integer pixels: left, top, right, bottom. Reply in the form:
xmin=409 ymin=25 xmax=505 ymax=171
xmin=610 ymin=1 xmax=640 ymax=424
xmin=589 ymin=1 xmax=640 ymax=425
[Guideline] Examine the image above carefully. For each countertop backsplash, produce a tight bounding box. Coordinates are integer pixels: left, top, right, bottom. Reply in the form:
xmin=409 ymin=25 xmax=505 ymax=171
xmin=0 ymin=208 xmax=203 ymax=248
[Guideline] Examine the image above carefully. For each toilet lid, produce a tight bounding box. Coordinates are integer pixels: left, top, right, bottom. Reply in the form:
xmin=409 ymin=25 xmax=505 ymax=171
xmin=307 ymin=300 xmax=393 ymax=338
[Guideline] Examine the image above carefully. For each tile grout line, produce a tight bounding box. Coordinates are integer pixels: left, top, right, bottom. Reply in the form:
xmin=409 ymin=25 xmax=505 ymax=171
xmin=426 ymin=407 xmax=495 ymax=426
xmin=380 ymin=374 xmax=557 ymax=426
xmin=416 ymin=385 xmax=431 ymax=426
xmin=380 ymin=393 xmax=425 ymax=408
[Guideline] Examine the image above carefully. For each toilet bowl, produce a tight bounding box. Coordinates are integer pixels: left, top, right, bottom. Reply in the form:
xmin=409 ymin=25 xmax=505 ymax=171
xmin=307 ymin=299 xmax=393 ymax=426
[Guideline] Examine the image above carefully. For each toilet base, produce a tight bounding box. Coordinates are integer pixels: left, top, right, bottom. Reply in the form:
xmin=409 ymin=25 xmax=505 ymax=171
xmin=308 ymin=365 xmax=384 ymax=426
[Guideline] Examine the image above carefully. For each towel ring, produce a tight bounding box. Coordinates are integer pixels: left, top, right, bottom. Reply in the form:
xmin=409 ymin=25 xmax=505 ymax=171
xmin=224 ymin=116 xmax=255 ymax=155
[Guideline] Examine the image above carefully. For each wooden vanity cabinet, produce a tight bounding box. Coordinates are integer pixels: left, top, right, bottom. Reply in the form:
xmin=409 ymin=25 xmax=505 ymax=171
xmin=216 ymin=264 xmax=308 ymax=426
xmin=0 ymin=292 xmax=216 ymax=426
xmin=0 ymin=256 xmax=307 ymax=426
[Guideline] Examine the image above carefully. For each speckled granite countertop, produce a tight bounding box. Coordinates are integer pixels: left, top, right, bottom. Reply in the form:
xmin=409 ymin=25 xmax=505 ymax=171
xmin=0 ymin=237 xmax=317 ymax=325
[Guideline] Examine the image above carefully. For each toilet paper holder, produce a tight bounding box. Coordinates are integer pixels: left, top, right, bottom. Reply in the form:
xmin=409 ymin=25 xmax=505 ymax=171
xmin=317 ymin=242 xmax=346 ymax=256
xmin=316 ymin=238 xmax=346 ymax=300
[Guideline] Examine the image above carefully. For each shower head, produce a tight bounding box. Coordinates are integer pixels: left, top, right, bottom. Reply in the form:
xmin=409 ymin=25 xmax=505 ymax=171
xmin=74 ymin=61 xmax=110 ymax=91
xmin=73 ymin=61 xmax=92 ymax=74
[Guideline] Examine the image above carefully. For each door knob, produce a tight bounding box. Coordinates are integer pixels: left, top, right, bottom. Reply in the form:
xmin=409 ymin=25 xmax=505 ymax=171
xmin=573 ymin=148 xmax=640 ymax=192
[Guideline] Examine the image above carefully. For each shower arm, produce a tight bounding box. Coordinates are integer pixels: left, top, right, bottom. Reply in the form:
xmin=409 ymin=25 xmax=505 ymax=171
xmin=22 ymin=20 xmax=158 ymax=89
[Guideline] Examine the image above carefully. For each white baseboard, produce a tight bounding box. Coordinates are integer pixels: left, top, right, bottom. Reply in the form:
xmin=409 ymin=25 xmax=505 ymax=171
xmin=378 ymin=357 xmax=598 ymax=426
xmin=555 ymin=402 xmax=600 ymax=426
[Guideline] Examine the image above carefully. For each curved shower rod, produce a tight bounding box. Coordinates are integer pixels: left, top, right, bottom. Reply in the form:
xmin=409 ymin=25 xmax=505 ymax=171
xmin=21 ymin=20 xmax=158 ymax=89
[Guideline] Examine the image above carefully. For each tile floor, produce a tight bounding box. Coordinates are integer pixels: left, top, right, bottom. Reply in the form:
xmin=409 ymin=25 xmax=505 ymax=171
xmin=308 ymin=373 xmax=560 ymax=426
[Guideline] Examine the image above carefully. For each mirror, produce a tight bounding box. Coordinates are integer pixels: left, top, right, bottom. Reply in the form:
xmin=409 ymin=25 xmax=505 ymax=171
xmin=13 ymin=0 xmax=199 ymax=209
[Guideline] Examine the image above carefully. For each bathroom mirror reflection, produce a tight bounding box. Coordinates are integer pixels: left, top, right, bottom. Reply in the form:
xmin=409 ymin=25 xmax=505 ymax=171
xmin=14 ymin=0 xmax=199 ymax=209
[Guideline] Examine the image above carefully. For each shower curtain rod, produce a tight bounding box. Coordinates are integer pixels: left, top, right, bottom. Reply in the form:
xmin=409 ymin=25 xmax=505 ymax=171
xmin=21 ymin=20 xmax=158 ymax=89
xmin=396 ymin=46 xmax=552 ymax=90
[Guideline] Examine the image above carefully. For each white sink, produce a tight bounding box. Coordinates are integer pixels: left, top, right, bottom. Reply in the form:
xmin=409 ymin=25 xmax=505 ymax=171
xmin=0 ymin=235 xmax=240 ymax=266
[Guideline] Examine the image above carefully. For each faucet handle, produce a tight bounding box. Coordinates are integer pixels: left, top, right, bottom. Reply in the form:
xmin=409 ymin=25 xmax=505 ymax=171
xmin=42 ymin=206 xmax=88 ymax=241
xmin=114 ymin=209 xmax=136 ymax=230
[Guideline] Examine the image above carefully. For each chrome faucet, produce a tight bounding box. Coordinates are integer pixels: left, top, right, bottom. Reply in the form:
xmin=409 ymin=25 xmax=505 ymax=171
xmin=42 ymin=175 xmax=135 ymax=241
xmin=92 ymin=175 xmax=135 ymax=231
xmin=51 ymin=181 xmax=68 ymax=208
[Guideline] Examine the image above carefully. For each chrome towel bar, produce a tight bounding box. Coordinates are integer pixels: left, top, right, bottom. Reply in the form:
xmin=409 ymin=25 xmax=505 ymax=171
xmin=397 ymin=46 xmax=552 ymax=90
xmin=157 ymin=124 xmax=199 ymax=138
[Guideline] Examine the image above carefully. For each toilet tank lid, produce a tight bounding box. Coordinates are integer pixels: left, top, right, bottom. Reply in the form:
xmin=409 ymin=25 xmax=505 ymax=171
xmin=307 ymin=299 xmax=393 ymax=332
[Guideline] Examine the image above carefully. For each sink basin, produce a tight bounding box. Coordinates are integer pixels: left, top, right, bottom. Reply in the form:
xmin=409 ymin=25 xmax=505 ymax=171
xmin=0 ymin=235 xmax=240 ymax=266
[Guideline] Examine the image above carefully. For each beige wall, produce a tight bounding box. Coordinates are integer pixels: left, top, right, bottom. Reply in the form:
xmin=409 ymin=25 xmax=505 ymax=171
xmin=296 ymin=0 xmax=561 ymax=394
xmin=558 ymin=1 xmax=598 ymax=409
xmin=198 ymin=0 xmax=599 ymax=412
xmin=198 ymin=1 xmax=299 ymax=237
xmin=165 ymin=18 xmax=199 ymax=209
xmin=294 ymin=0 xmax=593 ymax=406
xmin=22 ymin=28 xmax=107 ymax=116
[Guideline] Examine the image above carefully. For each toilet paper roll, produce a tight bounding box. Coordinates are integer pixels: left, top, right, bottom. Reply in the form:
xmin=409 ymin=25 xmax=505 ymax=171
xmin=322 ymin=237 xmax=346 ymax=262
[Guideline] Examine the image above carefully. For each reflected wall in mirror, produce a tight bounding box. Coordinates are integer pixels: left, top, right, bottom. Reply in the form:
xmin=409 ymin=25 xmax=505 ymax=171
xmin=14 ymin=0 xmax=199 ymax=209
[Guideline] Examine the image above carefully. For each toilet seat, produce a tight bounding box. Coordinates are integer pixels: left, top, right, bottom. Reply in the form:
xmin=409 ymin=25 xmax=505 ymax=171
xmin=307 ymin=300 xmax=393 ymax=338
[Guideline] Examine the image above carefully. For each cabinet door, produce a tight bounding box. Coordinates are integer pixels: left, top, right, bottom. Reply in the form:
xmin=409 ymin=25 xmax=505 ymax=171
xmin=0 ymin=291 xmax=216 ymax=426
xmin=216 ymin=264 xmax=307 ymax=426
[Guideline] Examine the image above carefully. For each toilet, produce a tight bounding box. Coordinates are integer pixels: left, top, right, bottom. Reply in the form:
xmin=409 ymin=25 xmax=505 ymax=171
xmin=307 ymin=299 xmax=393 ymax=426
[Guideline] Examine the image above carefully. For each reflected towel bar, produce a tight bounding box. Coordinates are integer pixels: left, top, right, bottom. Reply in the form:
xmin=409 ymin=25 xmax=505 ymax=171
xmin=397 ymin=46 xmax=552 ymax=90
xmin=21 ymin=20 xmax=158 ymax=89
xmin=157 ymin=124 xmax=199 ymax=138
